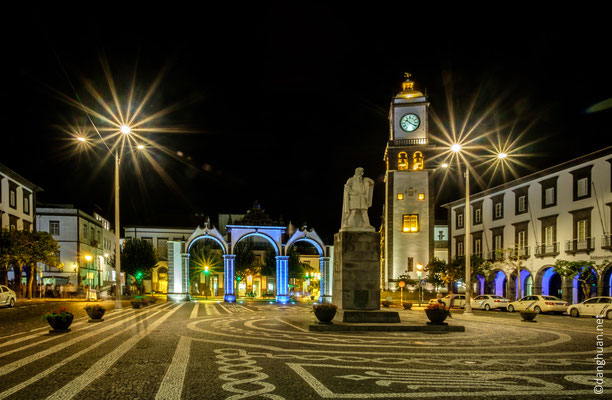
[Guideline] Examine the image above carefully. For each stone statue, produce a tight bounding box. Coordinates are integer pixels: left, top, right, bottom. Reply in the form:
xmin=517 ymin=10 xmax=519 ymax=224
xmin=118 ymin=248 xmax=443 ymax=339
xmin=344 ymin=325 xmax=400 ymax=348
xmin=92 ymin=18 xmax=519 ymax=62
xmin=341 ymin=167 xmax=375 ymax=232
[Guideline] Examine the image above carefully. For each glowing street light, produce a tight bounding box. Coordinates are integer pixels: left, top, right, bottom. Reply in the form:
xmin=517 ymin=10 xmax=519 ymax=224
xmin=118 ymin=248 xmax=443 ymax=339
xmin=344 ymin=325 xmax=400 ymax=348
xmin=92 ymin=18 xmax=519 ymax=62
xmin=451 ymin=143 xmax=462 ymax=153
xmin=120 ymin=124 xmax=131 ymax=134
xmin=498 ymin=152 xmax=508 ymax=159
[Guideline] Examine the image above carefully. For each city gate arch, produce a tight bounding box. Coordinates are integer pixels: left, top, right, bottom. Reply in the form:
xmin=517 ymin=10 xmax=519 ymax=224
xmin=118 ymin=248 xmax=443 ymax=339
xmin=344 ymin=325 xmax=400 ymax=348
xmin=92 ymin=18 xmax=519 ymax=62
xmin=285 ymin=227 xmax=331 ymax=303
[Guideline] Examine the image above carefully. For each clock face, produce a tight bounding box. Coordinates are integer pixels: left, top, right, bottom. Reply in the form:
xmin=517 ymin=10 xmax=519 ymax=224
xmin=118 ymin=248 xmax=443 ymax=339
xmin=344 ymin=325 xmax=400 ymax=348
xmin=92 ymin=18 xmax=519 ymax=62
xmin=400 ymin=113 xmax=420 ymax=132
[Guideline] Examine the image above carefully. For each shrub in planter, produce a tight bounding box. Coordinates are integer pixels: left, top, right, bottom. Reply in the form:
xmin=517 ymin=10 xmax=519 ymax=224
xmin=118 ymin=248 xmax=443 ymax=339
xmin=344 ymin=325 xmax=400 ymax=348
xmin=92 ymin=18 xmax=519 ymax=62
xmin=148 ymin=296 xmax=157 ymax=304
xmin=520 ymin=311 xmax=537 ymax=322
xmin=131 ymin=300 xmax=142 ymax=309
xmin=141 ymin=298 xmax=150 ymax=306
xmin=403 ymin=302 xmax=413 ymax=310
xmin=42 ymin=307 xmax=74 ymax=332
xmin=312 ymin=303 xmax=338 ymax=323
xmin=381 ymin=300 xmax=391 ymax=308
xmin=84 ymin=304 xmax=105 ymax=321
xmin=424 ymin=302 xmax=450 ymax=325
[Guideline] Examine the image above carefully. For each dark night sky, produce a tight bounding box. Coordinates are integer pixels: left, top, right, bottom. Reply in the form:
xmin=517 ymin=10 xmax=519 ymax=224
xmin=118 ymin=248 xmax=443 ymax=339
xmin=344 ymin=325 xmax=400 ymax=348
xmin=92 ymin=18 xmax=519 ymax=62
xmin=1 ymin=5 xmax=611 ymax=243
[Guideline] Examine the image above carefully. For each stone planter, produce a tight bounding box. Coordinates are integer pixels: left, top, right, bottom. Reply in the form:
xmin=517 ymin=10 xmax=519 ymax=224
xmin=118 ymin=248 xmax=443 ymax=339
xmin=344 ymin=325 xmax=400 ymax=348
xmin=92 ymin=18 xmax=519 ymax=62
xmin=141 ymin=298 xmax=150 ymax=307
xmin=47 ymin=315 xmax=74 ymax=332
xmin=131 ymin=301 xmax=142 ymax=309
xmin=425 ymin=309 xmax=449 ymax=325
xmin=86 ymin=307 xmax=105 ymax=322
xmin=403 ymin=302 xmax=413 ymax=310
xmin=149 ymin=297 xmax=157 ymax=304
xmin=520 ymin=311 xmax=537 ymax=322
xmin=313 ymin=307 xmax=337 ymax=324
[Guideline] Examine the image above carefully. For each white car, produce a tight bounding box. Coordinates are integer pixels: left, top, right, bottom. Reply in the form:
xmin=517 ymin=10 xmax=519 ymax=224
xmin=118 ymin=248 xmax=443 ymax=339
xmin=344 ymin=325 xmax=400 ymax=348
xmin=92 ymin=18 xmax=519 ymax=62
xmin=0 ymin=285 xmax=16 ymax=308
xmin=567 ymin=297 xmax=612 ymax=319
xmin=507 ymin=295 xmax=568 ymax=314
xmin=471 ymin=295 xmax=509 ymax=311
xmin=429 ymin=294 xmax=466 ymax=308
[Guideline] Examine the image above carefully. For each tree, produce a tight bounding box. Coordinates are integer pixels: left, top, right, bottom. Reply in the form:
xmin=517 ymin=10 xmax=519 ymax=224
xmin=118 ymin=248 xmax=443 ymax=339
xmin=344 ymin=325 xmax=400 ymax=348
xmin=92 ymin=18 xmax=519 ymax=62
xmin=118 ymin=239 xmax=158 ymax=289
xmin=260 ymin=247 xmax=276 ymax=277
xmin=425 ymin=256 xmax=492 ymax=291
xmin=288 ymin=246 xmax=311 ymax=279
xmin=553 ymin=259 xmax=600 ymax=300
xmin=26 ymin=231 xmax=62 ymax=299
xmin=234 ymin=241 xmax=256 ymax=282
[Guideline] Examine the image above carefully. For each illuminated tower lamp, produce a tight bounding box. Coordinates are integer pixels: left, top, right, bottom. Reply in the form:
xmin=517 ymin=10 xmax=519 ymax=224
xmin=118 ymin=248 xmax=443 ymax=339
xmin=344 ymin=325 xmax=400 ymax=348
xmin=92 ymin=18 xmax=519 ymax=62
xmin=416 ymin=263 xmax=423 ymax=306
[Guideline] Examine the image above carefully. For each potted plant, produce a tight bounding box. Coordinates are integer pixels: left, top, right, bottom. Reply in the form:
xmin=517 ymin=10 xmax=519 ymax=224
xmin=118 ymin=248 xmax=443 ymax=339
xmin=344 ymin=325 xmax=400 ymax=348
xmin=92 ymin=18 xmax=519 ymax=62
xmin=520 ymin=310 xmax=537 ymax=322
xmin=149 ymin=296 xmax=157 ymax=304
xmin=84 ymin=304 xmax=105 ymax=322
xmin=131 ymin=299 xmax=142 ymax=309
xmin=141 ymin=297 xmax=150 ymax=306
xmin=312 ymin=303 xmax=338 ymax=323
xmin=424 ymin=302 xmax=450 ymax=325
xmin=42 ymin=307 xmax=74 ymax=332
xmin=403 ymin=302 xmax=413 ymax=310
xmin=382 ymin=300 xmax=391 ymax=308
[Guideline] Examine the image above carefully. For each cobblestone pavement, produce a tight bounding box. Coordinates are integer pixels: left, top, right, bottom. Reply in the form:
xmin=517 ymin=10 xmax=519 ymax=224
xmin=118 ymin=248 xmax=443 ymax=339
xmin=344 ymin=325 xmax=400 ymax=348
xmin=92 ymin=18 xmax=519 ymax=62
xmin=0 ymin=300 xmax=610 ymax=399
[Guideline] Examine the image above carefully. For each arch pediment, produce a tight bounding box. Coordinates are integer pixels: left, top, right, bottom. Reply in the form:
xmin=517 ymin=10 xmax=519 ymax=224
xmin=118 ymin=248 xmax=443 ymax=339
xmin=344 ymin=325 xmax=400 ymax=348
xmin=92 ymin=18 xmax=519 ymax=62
xmin=285 ymin=227 xmax=326 ymax=256
xmin=185 ymin=226 xmax=229 ymax=254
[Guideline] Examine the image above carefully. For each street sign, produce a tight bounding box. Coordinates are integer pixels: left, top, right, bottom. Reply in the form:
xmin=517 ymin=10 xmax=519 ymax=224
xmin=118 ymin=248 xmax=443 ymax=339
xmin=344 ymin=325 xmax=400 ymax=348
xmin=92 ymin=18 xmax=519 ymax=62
xmin=420 ymin=279 xmax=427 ymax=284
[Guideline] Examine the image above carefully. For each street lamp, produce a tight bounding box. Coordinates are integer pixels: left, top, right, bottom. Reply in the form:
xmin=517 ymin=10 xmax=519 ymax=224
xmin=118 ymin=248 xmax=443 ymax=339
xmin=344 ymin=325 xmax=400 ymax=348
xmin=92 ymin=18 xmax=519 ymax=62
xmin=416 ymin=263 xmax=423 ymax=306
xmin=450 ymin=143 xmax=509 ymax=315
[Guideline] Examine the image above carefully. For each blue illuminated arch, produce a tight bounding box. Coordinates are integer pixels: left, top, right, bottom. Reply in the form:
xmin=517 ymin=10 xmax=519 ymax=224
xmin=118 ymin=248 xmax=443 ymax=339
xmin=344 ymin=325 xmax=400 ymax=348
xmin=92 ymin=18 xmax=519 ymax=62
xmin=188 ymin=235 xmax=228 ymax=254
xmin=286 ymin=238 xmax=324 ymax=256
xmin=233 ymin=232 xmax=280 ymax=255
xmin=541 ymin=267 xmax=556 ymax=296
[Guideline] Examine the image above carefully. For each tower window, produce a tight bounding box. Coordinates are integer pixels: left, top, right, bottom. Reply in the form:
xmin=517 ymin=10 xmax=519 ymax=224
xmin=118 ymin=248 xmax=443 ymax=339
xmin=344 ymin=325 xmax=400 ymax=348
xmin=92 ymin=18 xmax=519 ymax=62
xmin=398 ymin=152 xmax=409 ymax=171
xmin=418 ymin=193 xmax=425 ymax=200
xmin=412 ymin=151 xmax=424 ymax=170
xmin=402 ymin=214 xmax=419 ymax=233
xmin=397 ymin=193 xmax=404 ymax=200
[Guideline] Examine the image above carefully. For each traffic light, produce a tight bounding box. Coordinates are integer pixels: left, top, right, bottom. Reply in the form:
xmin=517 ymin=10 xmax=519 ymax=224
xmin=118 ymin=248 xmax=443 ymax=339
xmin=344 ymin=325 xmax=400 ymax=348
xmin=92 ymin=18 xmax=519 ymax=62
xmin=237 ymin=276 xmax=241 ymax=282
xmin=416 ymin=263 xmax=423 ymax=278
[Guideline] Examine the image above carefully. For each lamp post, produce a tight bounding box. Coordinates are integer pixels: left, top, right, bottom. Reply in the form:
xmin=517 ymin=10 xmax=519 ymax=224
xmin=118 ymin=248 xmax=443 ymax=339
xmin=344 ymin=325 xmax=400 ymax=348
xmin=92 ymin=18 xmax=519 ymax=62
xmin=449 ymin=146 xmax=509 ymax=315
xmin=416 ymin=263 xmax=423 ymax=306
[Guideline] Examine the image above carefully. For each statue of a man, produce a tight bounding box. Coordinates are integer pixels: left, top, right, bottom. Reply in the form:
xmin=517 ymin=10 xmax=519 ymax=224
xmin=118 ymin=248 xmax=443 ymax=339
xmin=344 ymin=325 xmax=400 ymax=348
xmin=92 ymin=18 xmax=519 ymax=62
xmin=341 ymin=167 xmax=375 ymax=231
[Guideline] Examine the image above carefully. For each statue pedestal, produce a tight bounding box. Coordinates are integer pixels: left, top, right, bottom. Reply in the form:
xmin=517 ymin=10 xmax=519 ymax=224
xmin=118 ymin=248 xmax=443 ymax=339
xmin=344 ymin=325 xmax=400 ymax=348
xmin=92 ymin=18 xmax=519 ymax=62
xmin=332 ymin=231 xmax=381 ymax=310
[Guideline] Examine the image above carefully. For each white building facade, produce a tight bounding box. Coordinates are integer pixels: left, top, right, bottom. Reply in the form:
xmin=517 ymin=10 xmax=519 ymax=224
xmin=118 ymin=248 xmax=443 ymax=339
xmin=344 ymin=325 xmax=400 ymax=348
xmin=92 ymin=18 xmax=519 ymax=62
xmin=0 ymin=164 xmax=40 ymax=232
xmin=444 ymin=147 xmax=612 ymax=305
xmin=36 ymin=206 xmax=116 ymax=288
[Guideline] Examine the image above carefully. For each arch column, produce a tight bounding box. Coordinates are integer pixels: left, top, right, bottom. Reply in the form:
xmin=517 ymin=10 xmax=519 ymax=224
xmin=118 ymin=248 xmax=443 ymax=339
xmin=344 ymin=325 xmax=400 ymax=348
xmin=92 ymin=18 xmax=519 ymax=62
xmin=223 ymin=255 xmax=236 ymax=303
xmin=319 ymin=256 xmax=331 ymax=303
xmin=182 ymin=253 xmax=190 ymax=301
xmin=276 ymin=256 xmax=290 ymax=302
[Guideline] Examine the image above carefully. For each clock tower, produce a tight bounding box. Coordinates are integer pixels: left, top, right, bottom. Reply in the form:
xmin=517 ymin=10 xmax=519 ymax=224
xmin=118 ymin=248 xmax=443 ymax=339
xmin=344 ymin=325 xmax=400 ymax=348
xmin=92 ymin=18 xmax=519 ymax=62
xmin=383 ymin=74 xmax=435 ymax=289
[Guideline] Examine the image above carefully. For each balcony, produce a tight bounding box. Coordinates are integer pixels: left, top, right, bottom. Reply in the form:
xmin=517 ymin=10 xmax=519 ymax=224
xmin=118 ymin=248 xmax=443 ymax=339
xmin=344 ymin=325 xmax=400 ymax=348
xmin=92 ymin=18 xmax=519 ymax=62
xmin=602 ymin=235 xmax=612 ymax=250
xmin=486 ymin=250 xmax=506 ymax=262
xmin=534 ymin=242 xmax=560 ymax=258
xmin=509 ymin=246 xmax=530 ymax=260
xmin=565 ymin=238 xmax=595 ymax=254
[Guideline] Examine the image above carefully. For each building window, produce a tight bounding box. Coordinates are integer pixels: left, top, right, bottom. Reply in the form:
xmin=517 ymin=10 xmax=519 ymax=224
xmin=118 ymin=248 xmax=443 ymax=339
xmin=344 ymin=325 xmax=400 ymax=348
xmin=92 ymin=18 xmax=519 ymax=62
xmin=517 ymin=231 xmax=526 ymax=249
xmin=457 ymin=242 xmax=464 ymax=256
xmin=23 ymin=221 xmax=31 ymax=232
xmin=474 ymin=208 xmax=481 ymax=224
xmin=494 ymin=235 xmax=503 ymax=250
xmin=9 ymin=215 xmax=18 ymax=231
xmin=458 ymin=213 xmax=464 ymax=229
xmin=540 ymin=176 xmax=558 ymax=209
xmin=23 ymin=196 xmax=30 ymax=214
xmin=577 ymin=219 xmax=588 ymax=242
xmin=143 ymin=237 xmax=153 ymax=245
xmin=418 ymin=193 xmax=425 ymax=200
xmin=48 ymin=221 xmax=60 ymax=236
xmin=398 ymin=152 xmax=409 ymax=171
xmin=412 ymin=151 xmax=424 ymax=170
xmin=544 ymin=226 xmax=554 ymax=246
xmin=545 ymin=187 xmax=555 ymax=206
xmin=577 ymin=177 xmax=588 ymax=198
xmin=518 ymin=196 xmax=526 ymax=213
xmin=158 ymin=238 xmax=168 ymax=261
xmin=474 ymin=239 xmax=482 ymax=256
xmin=9 ymin=190 xmax=16 ymax=209
xmin=83 ymin=224 xmax=88 ymax=239
xmin=402 ymin=214 xmax=419 ymax=233
xmin=397 ymin=193 xmax=404 ymax=200
xmin=570 ymin=165 xmax=593 ymax=201
xmin=495 ymin=202 xmax=503 ymax=218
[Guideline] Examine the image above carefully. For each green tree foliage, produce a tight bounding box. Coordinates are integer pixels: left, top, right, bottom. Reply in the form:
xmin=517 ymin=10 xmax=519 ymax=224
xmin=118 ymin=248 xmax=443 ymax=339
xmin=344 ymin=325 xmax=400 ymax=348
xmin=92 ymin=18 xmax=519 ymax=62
xmin=288 ymin=246 xmax=312 ymax=279
xmin=234 ymin=241 xmax=256 ymax=282
xmin=0 ymin=229 xmax=61 ymax=298
xmin=425 ymin=256 xmax=492 ymax=290
xmin=553 ymin=259 xmax=600 ymax=300
xmin=260 ymin=247 xmax=277 ymax=277
xmin=119 ymin=239 xmax=158 ymax=285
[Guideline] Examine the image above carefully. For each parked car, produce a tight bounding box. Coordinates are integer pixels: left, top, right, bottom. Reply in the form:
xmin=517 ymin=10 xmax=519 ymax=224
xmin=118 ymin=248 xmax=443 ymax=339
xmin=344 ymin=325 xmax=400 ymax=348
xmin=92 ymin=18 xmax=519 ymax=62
xmin=471 ymin=295 xmax=509 ymax=311
xmin=567 ymin=297 xmax=612 ymax=319
xmin=428 ymin=294 xmax=466 ymax=308
xmin=0 ymin=285 xmax=16 ymax=308
xmin=507 ymin=295 xmax=568 ymax=314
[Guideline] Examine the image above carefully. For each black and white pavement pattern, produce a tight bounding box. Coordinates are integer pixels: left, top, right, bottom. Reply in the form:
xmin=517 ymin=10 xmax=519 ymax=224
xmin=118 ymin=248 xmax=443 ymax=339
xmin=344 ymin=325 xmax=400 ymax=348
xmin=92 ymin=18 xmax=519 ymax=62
xmin=0 ymin=300 xmax=609 ymax=399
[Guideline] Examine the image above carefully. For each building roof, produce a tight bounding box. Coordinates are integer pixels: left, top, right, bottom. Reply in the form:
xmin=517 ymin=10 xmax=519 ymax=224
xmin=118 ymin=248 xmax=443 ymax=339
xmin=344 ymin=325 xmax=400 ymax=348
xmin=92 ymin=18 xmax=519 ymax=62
xmin=442 ymin=146 xmax=612 ymax=209
xmin=0 ymin=163 xmax=42 ymax=192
